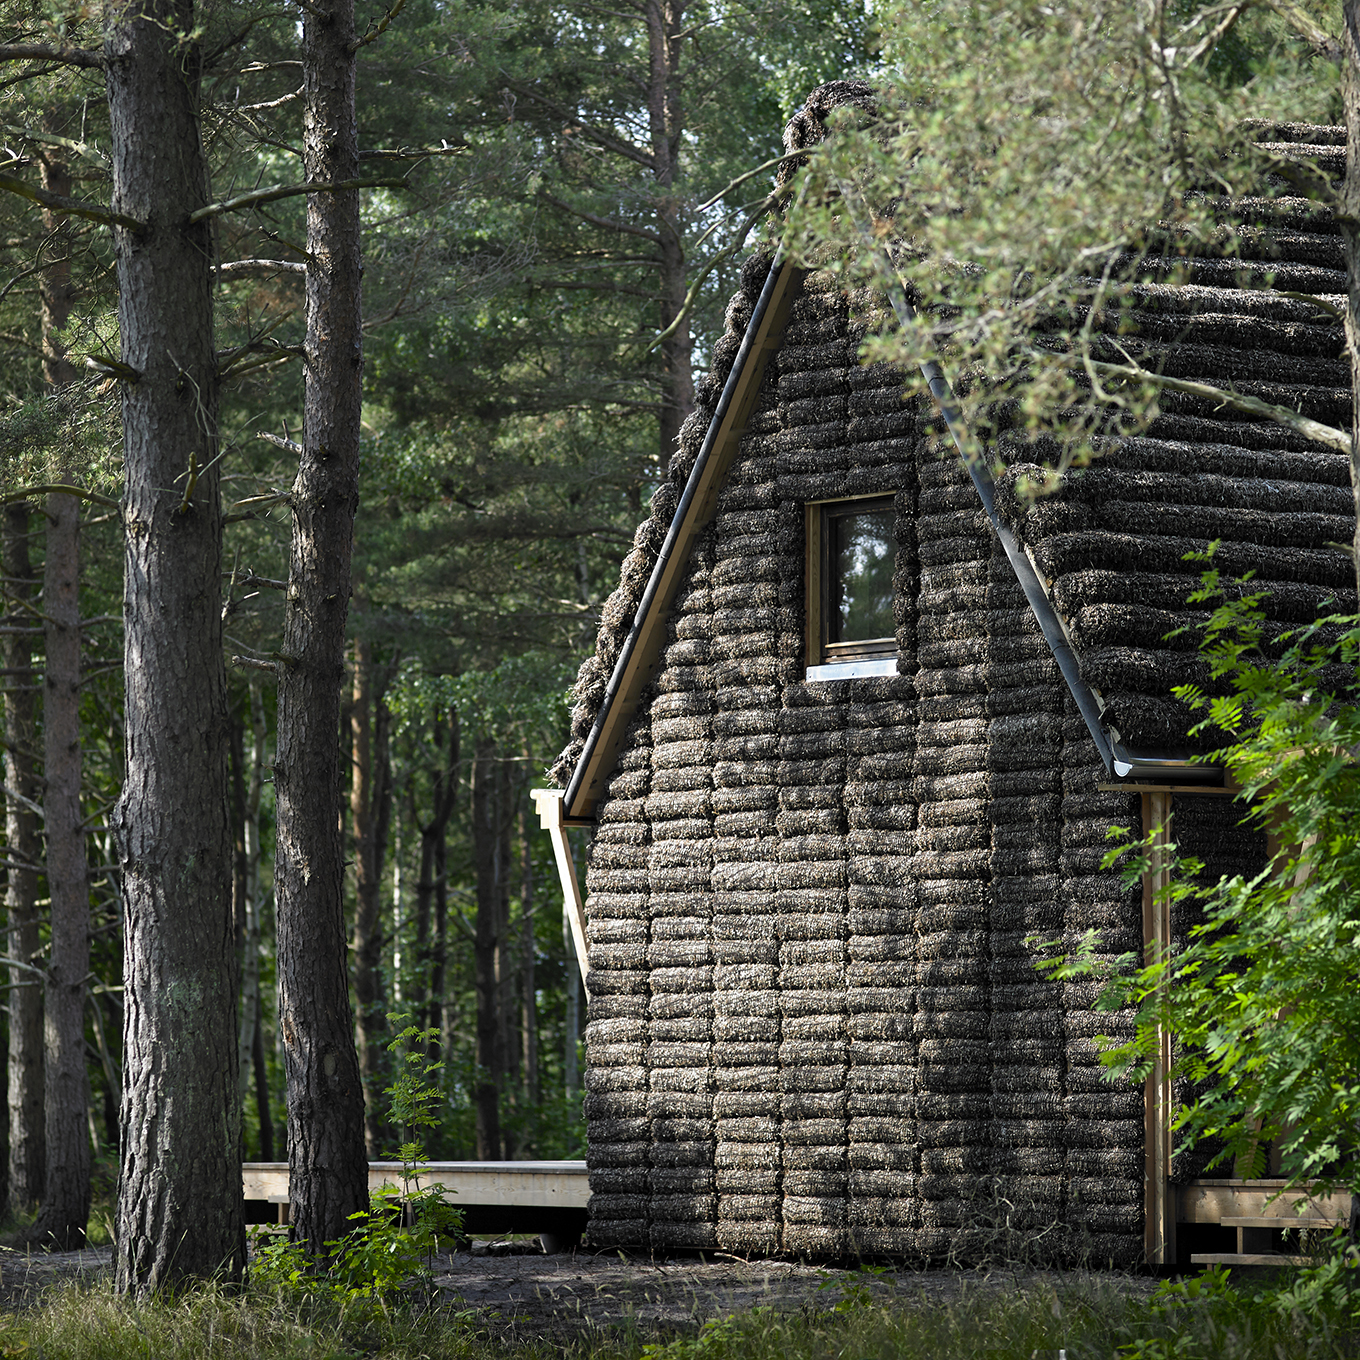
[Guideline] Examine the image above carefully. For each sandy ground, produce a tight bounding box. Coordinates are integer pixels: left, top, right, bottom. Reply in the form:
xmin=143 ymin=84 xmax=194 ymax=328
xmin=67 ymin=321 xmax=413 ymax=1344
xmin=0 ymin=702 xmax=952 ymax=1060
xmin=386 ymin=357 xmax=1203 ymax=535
xmin=0 ymin=1238 xmax=1161 ymax=1344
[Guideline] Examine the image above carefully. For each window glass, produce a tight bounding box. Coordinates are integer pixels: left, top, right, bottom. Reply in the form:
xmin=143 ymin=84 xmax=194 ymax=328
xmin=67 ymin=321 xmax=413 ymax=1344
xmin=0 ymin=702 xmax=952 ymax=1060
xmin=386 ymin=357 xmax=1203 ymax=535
xmin=830 ymin=506 xmax=895 ymax=643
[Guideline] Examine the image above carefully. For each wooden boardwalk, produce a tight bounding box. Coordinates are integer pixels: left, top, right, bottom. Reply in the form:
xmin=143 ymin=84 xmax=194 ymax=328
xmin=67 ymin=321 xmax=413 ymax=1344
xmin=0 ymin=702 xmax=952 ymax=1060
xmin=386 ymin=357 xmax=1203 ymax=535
xmin=243 ymin=1160 xmax=590 ymax=1248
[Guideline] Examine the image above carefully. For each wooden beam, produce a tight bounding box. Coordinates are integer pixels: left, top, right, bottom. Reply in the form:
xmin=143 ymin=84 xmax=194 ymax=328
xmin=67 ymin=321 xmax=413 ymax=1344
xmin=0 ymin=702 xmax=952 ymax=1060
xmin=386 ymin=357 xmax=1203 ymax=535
xmin=1179 ymin=1178 xmax=1349 ymax=1223
xmin=243 ymin=1159 xmax=592 ymax=1208
xmin=531 ymin=788 xmax=590 ymax=994
xmin=1142 ymin=789 xmax=1175 ymax=1266
xmin=565 ymin=260 xmax=807 ymax=821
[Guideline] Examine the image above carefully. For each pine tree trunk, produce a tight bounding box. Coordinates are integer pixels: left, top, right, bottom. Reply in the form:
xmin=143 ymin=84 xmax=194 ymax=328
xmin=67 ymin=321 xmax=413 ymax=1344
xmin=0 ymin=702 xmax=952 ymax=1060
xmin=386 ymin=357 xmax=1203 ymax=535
xmin=430 ymin=830 xmax=448 ymax=1053
xmin=36 ymin=144 xmax=88 ymax=1248
xmin=471 ymin=742 xmax=503 ymax=1159
xmin=274 ymin=0 xmax=369 ymax=1253
xmin=237 ymin=684 xmax=266 ymax=1116
xmin=32 ymin=487 xmax=89 ymax=1248
xmin=2 ymin=503 xmax=43 ymax=1213
xmin=519 ymin=803 xmax=539 ymax=1110
xmin=411 ymin=707 xmax=457 ymax=1045
xmin=253 ymin=986 xmax=275 ymax=1163
xmin=350 ymin=635 xmax=386 ymax=1154
xmin=412 ymin=811 xmax=435 ymax=1027
xmin=497 ymin=774 xmax=516 ymax=1156
xmin=106 ymin=0 xmax=243 ymax=1289
xmin=645 ymin=0 xmax=693 ymax=463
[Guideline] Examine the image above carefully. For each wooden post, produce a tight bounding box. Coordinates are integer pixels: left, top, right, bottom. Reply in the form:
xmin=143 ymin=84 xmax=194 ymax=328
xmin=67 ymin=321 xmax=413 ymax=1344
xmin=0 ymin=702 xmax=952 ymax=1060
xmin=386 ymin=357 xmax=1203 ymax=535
xmin=1141 ymin=790 xmax=1175 ymax=1266
xmin=530 ymin=789 xmax=590 ymax=995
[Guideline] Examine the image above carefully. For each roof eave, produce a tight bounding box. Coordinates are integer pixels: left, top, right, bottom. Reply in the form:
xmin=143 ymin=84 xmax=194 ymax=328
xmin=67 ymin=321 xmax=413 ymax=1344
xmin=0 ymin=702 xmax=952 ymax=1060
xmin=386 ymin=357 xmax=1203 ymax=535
xmin=562 ymin=256 xmax=808 ymax=823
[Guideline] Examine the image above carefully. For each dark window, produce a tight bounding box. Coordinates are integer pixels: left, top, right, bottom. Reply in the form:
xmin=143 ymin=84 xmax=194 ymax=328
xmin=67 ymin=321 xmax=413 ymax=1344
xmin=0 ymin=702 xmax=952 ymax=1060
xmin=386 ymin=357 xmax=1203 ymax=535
xmin=828 ymin=502 xmax=896 ymax=645
xmin=805 ymin=495 xmax=898 ymax=668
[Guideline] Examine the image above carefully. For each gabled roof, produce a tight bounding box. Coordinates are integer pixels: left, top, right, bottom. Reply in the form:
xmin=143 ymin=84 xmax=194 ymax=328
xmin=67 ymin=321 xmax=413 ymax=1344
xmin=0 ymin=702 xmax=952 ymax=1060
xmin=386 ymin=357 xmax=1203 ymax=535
xmin=552 ymin=87 xmax=1355 ymax=824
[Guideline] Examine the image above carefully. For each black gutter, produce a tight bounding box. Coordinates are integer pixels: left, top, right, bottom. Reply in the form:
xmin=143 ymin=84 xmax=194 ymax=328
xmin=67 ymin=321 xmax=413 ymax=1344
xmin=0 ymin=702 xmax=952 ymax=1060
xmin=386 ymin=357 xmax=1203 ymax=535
xmin=563 ymin=254 xmax=794 ymax=820
xmin=881 ymin=284 xmax=1220 ymax=785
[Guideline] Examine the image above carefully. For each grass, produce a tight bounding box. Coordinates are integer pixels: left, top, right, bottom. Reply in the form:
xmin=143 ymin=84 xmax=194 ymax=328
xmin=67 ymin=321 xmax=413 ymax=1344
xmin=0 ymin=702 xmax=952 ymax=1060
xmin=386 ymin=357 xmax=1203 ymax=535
xmin=0 ymin=1256 xmax=1356 ymax=1359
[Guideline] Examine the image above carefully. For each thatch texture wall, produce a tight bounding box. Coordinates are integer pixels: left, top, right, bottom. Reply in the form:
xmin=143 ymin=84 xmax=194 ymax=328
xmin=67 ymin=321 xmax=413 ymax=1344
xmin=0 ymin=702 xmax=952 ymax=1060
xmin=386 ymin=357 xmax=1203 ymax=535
xmin=562 ymin=94 xmax=1352 ymax=1266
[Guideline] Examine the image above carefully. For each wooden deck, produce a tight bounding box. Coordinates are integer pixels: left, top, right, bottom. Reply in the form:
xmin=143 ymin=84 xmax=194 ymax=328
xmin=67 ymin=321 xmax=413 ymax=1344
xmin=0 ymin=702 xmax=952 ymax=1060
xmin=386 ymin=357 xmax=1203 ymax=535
xmin=1178 ymin=1179 xmax=1349 ymax=1266
xmin=243 ymin=1160 xmax=590 ymax=1247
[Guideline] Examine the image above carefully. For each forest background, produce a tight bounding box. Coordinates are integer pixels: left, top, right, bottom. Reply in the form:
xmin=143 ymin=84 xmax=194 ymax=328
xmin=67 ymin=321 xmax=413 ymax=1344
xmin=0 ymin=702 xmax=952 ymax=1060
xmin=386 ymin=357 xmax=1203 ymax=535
xmin=0 ymin=0 xmax=875 ymax=1225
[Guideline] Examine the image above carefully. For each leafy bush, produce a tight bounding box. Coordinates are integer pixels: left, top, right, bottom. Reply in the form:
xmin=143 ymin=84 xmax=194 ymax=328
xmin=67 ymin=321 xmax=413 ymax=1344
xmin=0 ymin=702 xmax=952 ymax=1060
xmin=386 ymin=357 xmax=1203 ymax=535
xmin=1040 ymin=552 xmax=1360 ymax=1199
xmin=253 ymin=1015 xmax=462 ymax=1305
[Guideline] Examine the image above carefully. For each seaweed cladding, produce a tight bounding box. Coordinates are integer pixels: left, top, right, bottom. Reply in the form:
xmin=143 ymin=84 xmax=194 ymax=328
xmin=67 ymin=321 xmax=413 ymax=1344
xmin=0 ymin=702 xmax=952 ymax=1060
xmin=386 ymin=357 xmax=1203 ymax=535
xmin=551 ymin=85 xmax=1356 ymax=1265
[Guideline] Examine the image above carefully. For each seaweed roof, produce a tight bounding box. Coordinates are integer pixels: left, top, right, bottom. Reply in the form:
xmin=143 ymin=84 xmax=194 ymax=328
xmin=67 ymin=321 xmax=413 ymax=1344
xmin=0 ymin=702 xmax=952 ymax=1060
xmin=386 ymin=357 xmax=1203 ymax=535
xmin=550 ymin=83 xmax=1355 ymax=815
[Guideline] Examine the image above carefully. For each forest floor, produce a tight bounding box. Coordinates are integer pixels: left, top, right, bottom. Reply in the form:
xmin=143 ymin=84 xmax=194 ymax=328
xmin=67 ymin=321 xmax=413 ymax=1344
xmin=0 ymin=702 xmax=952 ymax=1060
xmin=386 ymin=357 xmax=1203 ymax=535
xmin=430 ymin=1240 xmax=1163 ymax=1344
xmin=0 ymin=1244 xmax=113 ymax=1311
xmin=0 ymin=1238 xmax=1163 ymax=1343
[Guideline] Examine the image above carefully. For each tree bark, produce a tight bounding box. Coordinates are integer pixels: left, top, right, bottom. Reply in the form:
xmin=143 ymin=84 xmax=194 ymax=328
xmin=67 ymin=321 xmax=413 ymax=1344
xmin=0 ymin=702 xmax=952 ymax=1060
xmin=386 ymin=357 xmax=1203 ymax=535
xmin=350 ymin=634 xmax=389 ymax=1154
xmin=471 ymin=741 xmax=503 ymax=1160
xmin=32 ymin=132 xmax=89 ymax=1248
xmin=275 ymin=0 xmax=369 ymax=1253
xmin=2 ymin=503 xmax=43 ymax=1213
xmin=252 ymin=985 xmax=275 ymax=1162
xmin=645 ymin=0 xmax=693 ymax=464
xmin=106 ymin=0 xmax=243 ymax=1289
xmin=32 ymin=486 xmax=89 ymax=1248
xmin=496 ymin=775 xmax=516 ymax=1156
xmin=237 ymin=683 xmax=266 ymax=1122
xmin=519 ymin=801 xmax=539 ymax=1110
xmin=430 ymin=819 xmax=448 ymax=1058
xmin=410 ymin=706 xmax=457 ymax=1040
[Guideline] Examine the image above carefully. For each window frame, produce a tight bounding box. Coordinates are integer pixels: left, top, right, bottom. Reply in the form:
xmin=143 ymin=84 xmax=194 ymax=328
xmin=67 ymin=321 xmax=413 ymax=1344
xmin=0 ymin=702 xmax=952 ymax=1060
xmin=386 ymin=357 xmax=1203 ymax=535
xmin=804 ymin=494 xmax=898 ymax=674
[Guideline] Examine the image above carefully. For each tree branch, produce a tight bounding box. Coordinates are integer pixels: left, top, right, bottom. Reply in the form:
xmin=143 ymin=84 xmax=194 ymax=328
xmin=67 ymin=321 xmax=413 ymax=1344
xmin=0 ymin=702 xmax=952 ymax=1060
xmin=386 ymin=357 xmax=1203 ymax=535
xmin=85 ymin=354 xmax=140 ymax=382
xmin=0 ymin=43 xmax=103 ymax=69
xmin=257 ymin=430 xmax=303 ymax=455
xmin=500 ymin=78 xmax=656 ymax=171
xmin=222 ymin=571 xmax=287 ymax=591
xmin=224 ymin=491 xmax=292 ymax=523
xmin=187 ymin=177 xmax=407 ymax=225
xmin=1258 ymin=0 xmax=1343 ymax=64
xmin=696 ymin=151 xmax=805 ymax=212
xmin=539 ymin=190 xmax=661 ymax=243
xmin=0 ymin=482 xmax=119 ymax=511
xmin=646 ymin=187 xmax=787 ymax=353
xmin=1075 ymin=354 xmax=1352 ymax=455
xmin=0 ymin=172 xmax=142 ymax=231
xmin=352 ymin=0 xmax=406 ymax=49
xmin=216 ymin=258 xmax=306 ymax=278
xmin=219 ymin=349 xmax=301 ymax=381
xmin=358 ymin=142 xmax=467 ymax=161
xmin=0 ymin=122 xmax=107 ymax=165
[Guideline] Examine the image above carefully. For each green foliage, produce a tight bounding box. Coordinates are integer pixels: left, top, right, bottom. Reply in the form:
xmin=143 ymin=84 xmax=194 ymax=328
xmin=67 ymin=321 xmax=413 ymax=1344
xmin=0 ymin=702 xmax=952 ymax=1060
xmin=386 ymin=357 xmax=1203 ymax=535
xmin=815 ymin=1262 xmax=891 ymax=1314
xmin=1040 ymin=554 xmax=1360 ymax=1195
xmin=780 ymin=0 xmax=1339 ymax=475
xmin=253 ymin=1016 xmax=462 ymax=1305
xmin=7 ymin=1260 xmax=1360 ymax=1359
xmin=625 ymin=1264 xmax=1360 ymax=1360
xmin=387 ymin=650 xmax=574 ymax=752
xmin=1267 ymin=1240 xmax=1360 ymax=1323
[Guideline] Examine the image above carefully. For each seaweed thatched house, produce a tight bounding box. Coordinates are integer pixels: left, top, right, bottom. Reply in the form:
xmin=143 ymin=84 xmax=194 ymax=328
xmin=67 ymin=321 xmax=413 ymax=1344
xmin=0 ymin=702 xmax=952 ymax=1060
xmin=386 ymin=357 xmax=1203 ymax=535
xmin=538 ymin=84 xmax=1356 ymax=1268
